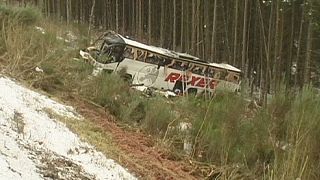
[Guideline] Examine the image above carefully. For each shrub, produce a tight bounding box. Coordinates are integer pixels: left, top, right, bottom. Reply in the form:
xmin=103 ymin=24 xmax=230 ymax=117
xmin=0 ymin=5 xmax=41 ymax=25
xmin=80 ymin=71 xmax=131 ymax=116
xmin=11 ymin=6 xmax=42 ymax=25
xmin=270 ymin=87 xmax=320 ymax=179
xmin=142 ymin=97 xmax=174 ymax=136
xmin=191 ymin=93 xmax=248 ymax=164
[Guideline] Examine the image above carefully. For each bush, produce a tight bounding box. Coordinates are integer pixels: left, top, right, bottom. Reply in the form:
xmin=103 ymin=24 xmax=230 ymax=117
xmin=80 ymin=72 xmax=131 ymax=116
xmin=11 ymin=6 xmax=42 ymax=25
xmin=142 ymin=97 xmax=174 ymax=136
xmin=191 ymin=93 xmax=248 ymax=164
xmin=0 ymin=5 xmax=41 ymax=25
xmin=270 ymin=87 xmax=320 ymax=179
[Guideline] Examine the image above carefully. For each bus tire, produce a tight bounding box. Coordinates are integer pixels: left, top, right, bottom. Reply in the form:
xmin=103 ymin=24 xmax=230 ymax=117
xmin=123 ymin=74 xmax=133 ymax=83
xmin=173 ymin=81 xmax=184 ymax=94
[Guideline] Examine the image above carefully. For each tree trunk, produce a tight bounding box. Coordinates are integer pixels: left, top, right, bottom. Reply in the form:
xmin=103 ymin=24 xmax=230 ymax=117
xmin=203 ymin=0 xmax=209 ymax=60
xmin=241 ymin=0 xmax=249 ymax=77
xmin=180 ymin=0 xmax=184 ymax=51
xmin=191 ymin=0 xmax=196 ymax=54
xmin=88 ymin=0 xmax=96 ymax=38
xmin=233 ymin=0 xmax=239 ymax=65
xmin=287 ymin=0 xmax=295 ymax=86
xmin=148 ymin=0 xmax=152 ymax=44
xmin=66 ymin=0 xmax=71 ymax=24
xmin=273 ymin=0 xmax=280 ymax=92
xmin=160 ymin=0 xmax=165 ymax=46
xmin=122 ymin=0 xmax=125 ymax=34
xmin=221 ymin=0 xmax=231 ymax=63
xmin=257 ymin=0 xmax=270 ymax=106
xmin=173 ymin=0 xmax=176 ymax=50
xmin=56 ymin=0 xmax=60 ymax=21
xmin=295 ymin=0 xmax=305 ymax=87
xmin=211 ymin=0 xmax=217 ymax=60
xmin=116 ymin=0 xmax=119 ymax=32
xmin=304 ymin=0 xmax=313 ymax=84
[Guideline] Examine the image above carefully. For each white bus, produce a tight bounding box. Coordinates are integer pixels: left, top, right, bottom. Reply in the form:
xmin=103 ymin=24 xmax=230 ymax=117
xmin=80 ymin=31 xmax=241 ymax=95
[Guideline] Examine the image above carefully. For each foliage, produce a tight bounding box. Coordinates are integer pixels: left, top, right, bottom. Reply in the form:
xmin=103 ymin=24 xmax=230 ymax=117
xmin=269 ymin=87 xmax=320 ymax=179
xmin=0 ymin=4 xmax=41 ymax=25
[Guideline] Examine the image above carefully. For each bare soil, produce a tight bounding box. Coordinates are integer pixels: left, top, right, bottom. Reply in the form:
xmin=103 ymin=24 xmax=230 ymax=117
xmin=65 ymin=95 xmax=200 ymax=180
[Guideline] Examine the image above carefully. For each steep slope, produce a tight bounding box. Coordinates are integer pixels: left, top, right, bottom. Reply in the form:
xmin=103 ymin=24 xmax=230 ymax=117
xmin=0 ymin=76 xmax=135 ymax=180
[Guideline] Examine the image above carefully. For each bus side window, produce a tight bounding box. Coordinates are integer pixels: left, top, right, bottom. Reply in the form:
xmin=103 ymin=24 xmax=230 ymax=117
xmin=233 ymin=74 xmax=240 ymax=83
xmin=214 ymin=70 xmax=221 ymax=79
xmin=100 ymin=44 xmax=125 ymax=62
xmin=145 ymin=53 xmax=159 ymax=65
xmin=136 ymin=49 xmax=145 ymax=61
xmin=163 ymin=58 xmax=172 ymax=66
xmin=220 ymin=70 xmax=227 ymax=80
xmin=157 ymin=57 xmax=170 ymax=66
xmin=202 ymin=67 xmax=208 ymax=76
xmin=181 ymin=62 xmax=188 ymax=71
xmin=192 ymin=65 xmax=204 ymax=75
xmin=170 ymin=61 xmax=187 ymax=71
xmin=171 ymin=61 xmax=181 ymax=69
xmin=207 ymin=68 xmax=215 ymax=78
xmin=226 ymin=72 xmax=240 ymax=83
xmin=225 ymin=72 xmax=233 ymax=81
xmin=188 ymin=63 xmax=195 ymax=71
xmin=167 ymin=60 xmax=176 ymax=68
xmin=123 ymin=47 xmax=133 ymax=59
xmin=133 ymin=48 xmax=138 ymax=60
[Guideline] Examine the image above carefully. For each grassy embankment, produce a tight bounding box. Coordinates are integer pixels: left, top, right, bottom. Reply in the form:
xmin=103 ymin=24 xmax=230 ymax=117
xmin=1 ymin=5 xmax=320 ymax=179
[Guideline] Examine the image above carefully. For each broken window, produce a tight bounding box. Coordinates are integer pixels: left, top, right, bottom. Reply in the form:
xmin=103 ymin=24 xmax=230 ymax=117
xmin=191 ymin=65 xmax=205 ymax=75
xmin=136 ymin=49 xmax=146 ymax=61
xmin=207 ymin=68 xmax=215 ymax=78
xmin=160 ymin=58 xmax=172 ymax=66
xmin=145 ymin=52 xmax=159 ymax=65
xmin=187 ymin=63 xmax=195 ymax=71
xmin=169 ymin=60 xmax=188 ymax=71
xmin=98 ymin=43 xmax=125 ymax=63
xmin=213 ymin=70 xmax=221 ymax=79
xmin=123 ymin=47 xmax=134 ymax=59
xmin=220 ymin=70 xmax=228 ymax=80
xmin=225 ymin=72 xmax=240 ymax=83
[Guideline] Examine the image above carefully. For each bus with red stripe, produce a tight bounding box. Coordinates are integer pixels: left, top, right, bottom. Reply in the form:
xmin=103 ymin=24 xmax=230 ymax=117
xmin=80 ymin=31 xmax=241 ymax=96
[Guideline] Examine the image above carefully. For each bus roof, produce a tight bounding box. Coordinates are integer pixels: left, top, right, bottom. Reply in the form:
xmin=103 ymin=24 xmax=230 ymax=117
xmin=104 ymin=33 xmax=241 ymax=73
xmin=118 ymin=34 xmax=201 ymax=61
xmin=209 ymin=63 xmax=241 ymax=73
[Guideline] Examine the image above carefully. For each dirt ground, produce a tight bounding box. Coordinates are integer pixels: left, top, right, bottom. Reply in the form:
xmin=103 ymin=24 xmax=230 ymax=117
xmin=65 ymin=95 xmax=201 ymax=180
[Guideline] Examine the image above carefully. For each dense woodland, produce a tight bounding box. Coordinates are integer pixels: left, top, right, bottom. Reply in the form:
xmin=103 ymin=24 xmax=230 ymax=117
xmin=6 ymin=0 xmax=320 ymax=95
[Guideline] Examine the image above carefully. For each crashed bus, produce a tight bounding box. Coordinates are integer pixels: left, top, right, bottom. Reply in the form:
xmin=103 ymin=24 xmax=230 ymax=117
xmin=80 ymin=31 xmax=241 ymax=95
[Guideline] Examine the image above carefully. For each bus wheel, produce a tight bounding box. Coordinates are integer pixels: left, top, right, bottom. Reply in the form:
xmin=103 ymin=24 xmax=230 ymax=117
xmin=173 ymin=81 xmax=184 ymax=94
xmin=122 ymin=74 xmax=133 ymax=83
